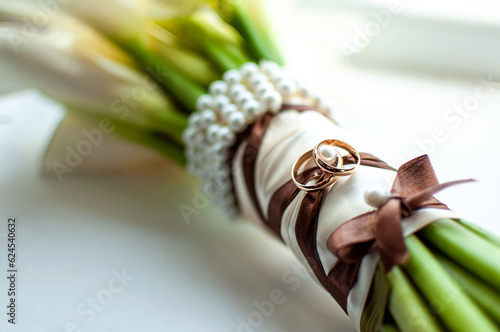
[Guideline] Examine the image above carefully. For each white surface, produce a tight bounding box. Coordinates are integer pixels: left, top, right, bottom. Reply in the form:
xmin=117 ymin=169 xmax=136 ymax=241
xmin=2 ymin=2 xmax=500 ymax=332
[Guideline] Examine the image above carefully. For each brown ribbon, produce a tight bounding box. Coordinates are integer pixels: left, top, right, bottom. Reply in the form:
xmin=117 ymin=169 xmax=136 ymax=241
xmin=327 ymin=155 xmax=474 ymax=272
xmin=239 ymin=107 xmax=326 ymax=229
xmin=237 ymin=109 xmax=394 ymax=240
xmin=232 ymin=109 xmax=473 ymax=319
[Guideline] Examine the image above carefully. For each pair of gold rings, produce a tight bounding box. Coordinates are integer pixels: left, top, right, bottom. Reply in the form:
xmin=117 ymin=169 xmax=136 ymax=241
xmin=291 ymin=139 xmax=360 ymax=191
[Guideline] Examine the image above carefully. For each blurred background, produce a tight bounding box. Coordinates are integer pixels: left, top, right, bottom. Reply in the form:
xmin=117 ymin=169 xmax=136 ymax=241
xmin=1 ymin=0 xmax=500 ymax=331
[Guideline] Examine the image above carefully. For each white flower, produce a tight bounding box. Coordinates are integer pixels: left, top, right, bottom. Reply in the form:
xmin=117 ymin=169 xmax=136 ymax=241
xmin=0 ymin=3 xmax=186 ymax=139
xmin=63 ymin=0 xmax=209 ymax=45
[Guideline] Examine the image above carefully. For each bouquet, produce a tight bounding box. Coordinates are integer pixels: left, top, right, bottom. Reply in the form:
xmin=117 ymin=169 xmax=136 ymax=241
xmin=1 ymin=1 xmax=499 ymax=331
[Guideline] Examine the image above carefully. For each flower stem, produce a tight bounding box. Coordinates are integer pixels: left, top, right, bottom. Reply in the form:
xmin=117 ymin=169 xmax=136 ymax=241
xmin=418 ymin=219 xmax=500 ymax=293
xmin=123 ymin=42 xmax=205 ymax=113
xmin=403 ymin=235 xmax=497 ymax=332
xmin=154 ymin=42 xmax=219 ymax=87
xmin=113 ymin=126 xmax=186 ymax=167
xmin=455 ymin=219 xmax=500 ymax=247
xmin=66 ymin=109 xmax=186 ymax=166
xmin=201 ymin=39 xmax=243 ymax=72
xmin=188 ymin=16 xmax=250 ymax=70
xmin=436 ymin=252 xmax=500 ymax=324
xmin=230 ymin=4 xmax=283 ymax=64
xmin=386 ymin=266 xmax=444 ymax=332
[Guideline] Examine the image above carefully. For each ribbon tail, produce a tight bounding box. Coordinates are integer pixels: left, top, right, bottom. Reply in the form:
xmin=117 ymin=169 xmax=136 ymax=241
xmin=405 ymin=179 xmax=476 ymax=211
xmin=327 ymin=213 xmax=377 ymax=263
xmin=375 ymin=199 xmax=409 ymax=272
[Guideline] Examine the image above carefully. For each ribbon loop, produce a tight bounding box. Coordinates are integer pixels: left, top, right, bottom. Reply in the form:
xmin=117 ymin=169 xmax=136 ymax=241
xmin=327 ymin=154 xmax=475 ymax=272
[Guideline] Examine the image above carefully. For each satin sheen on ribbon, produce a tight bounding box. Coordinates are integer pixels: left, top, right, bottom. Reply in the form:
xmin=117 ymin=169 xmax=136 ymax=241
xmin=323 ymin=155 xmax=472 ymax=313
xmin=327 ymin=155 xmax=474 ymax=272
xmin=238 ymin=110 xmax=394 ymax=239
xmin=231 ymin=110 xmax=470 ymax=328
xmin=235 ymin=110 xmax=396 ymax=311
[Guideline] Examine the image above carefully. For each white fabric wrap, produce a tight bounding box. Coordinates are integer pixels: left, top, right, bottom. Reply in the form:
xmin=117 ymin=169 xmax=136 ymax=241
xmin=233 ymin=110 xmax=459 ymax=330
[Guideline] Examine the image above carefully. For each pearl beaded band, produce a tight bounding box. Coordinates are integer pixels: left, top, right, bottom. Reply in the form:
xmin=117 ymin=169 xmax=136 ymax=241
xmin=183 ymin=61 xmax=335 ymax=215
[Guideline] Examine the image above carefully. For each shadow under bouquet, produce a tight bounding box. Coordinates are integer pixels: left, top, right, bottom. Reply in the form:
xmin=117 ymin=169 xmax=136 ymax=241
xmin=1 ymin=0 xmax=499 ymax=331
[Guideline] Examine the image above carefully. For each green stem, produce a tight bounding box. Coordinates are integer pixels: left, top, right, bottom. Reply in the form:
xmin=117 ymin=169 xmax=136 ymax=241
xmin=124 ymin=42 xmax=205 ymax=113
xmin=115 ymin=129 xmax=186 ymax=167
xmin=155 ymin=42 xmax=219 ymax=87
xmin=189 ymin=17 xmax=250 ymax=72
xmin=203 ymin=40 xmax=242 ymax=72
xmin=231 ymin=5 xmax=283 ymax=64
xmin=386 ymin=266 xmax=444 ymax=332
xmin=361 ymin=265 xmax=390 ymax=332
xmin=151 ymin=110 xmax=187 ymax=146
xmin=403 ymin=235 xmax=497 ymax=332
xmin=418 ymin=219 xmax=500 ymax=293
xmin=66 ymin=110 xmax=186 ymax=166
xmin=436 ymin=252 xmax=500 ymax=324
xmin=455 ymin=219 xmax=500 ymax=247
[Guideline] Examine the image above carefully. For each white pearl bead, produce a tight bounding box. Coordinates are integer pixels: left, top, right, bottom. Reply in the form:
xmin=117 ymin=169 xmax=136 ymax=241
xmin=240 ymin=62 xmax=259 ymax=78
xmin=221 ymin=103 xmax=238 ymax=122
xmin=217 ymin=183 xmax=232 ymax=197
xmin=210 ymin=141 xmax=228 ymax=155
xmin=223 ymin=70 xmax=242 ymax=85
xmin=298 ymin=86 xmax=312 ymax=98
xmin=254 ymin=81 xmax=275 ymax=96
xmin=185 ymin=145 xmax=198 ymax=159
xmin=200 ymin=109 xmax=216 ymax=127
xmin=207 ymin=124 xmax=221 ymax=143
xmin=188 ymin=162 xmax=205 ymax=176
xmin=217 ymin=181 xmax=231 ymax=197
xmin=188 ymin=112 xmax=202 ymax=128
xmin=269 ymin=71 xmax=285 ymax=85
xmin=197 ymin=166 xmax=210 ymax=180
xmin=317 ymin=144 xmax=338 ymax=165
xmin=364 ymin=186 xmax=391 ymax=208
xmin=277 ymin=79 xmax=297 ymax=97
xmin=211 ymin=149 xmax=228 ymax=162
xmin=196 ymin=94 xmax=212 ymax=111
xmin=235 ymin=90 xmax=255 ymax=108
xmin=182 ymin=126 xmax=198 ymax=145
xmin=229 ymin=83 xmax=247 ymax=100
xmin=242 ymin=99 xmax=263 ymax=120
xmin=189 ymin=150 xmax=204 ymax=163
xmin=217 ymin=126 xmax=236 ymax=147
xmin=260 ymin=90 xmax=282 ymax=113
xmin=213 ymin=170 xmax=230 ymax=187
xmin=249 ymin=73 xmax=269 ymax=90
xmin=212 ymin=95 xmax=230 ymax=112
xmin=209 ymin=80 xmax=228 ymax=95
xmin=259 ymin=60 xmax=281 ymax=76
xmin=202 ymin=181 xmax=218 ymax=197
xmin=206 ymin=159 xmax=223 ymax=175
xmin=228 ymin=112 xmax=247 ymax=132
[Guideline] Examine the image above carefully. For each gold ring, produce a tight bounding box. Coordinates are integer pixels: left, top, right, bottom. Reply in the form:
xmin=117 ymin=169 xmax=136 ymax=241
xmin=313 ymin=139 xmax=360 ymax=176
xmin=291 ymin=148 xmax=342 ymax=192
xmin=291 ymin=139 xmax=360 ymax=192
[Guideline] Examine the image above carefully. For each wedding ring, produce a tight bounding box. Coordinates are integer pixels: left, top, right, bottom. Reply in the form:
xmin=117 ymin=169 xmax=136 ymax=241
xmin=291 ymin=139 xmax=360 ymax=192
xmin=291 ymin=147 xmax=342 ymax=191
xmin=313 ymin=139 xmax=360 ymax=176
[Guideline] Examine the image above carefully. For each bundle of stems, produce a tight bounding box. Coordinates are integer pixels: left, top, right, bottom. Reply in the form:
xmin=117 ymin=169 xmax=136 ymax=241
xmin=1 ymin=1 xmax=499 ymax=331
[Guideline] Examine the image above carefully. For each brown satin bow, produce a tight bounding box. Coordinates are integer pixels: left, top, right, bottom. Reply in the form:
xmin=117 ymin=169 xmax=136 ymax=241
xmin=327 ymin=154 xmax=474 ymax=272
